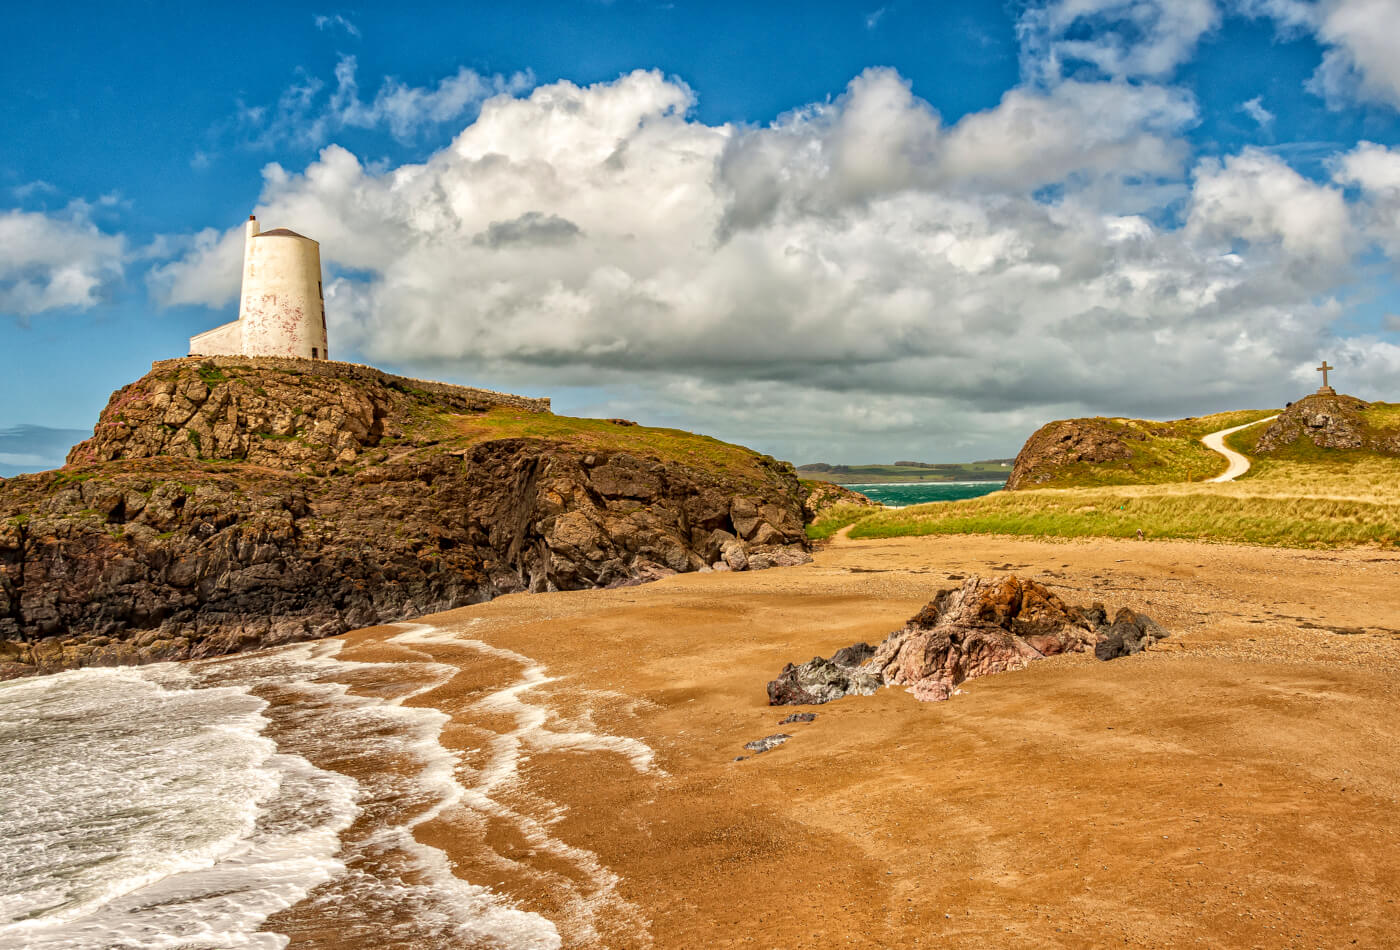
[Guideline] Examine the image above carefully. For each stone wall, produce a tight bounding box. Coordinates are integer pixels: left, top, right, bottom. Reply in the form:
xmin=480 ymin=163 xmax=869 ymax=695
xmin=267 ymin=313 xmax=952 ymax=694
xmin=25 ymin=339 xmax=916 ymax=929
xmin=150 ymin=356 xmax=551 ymax=413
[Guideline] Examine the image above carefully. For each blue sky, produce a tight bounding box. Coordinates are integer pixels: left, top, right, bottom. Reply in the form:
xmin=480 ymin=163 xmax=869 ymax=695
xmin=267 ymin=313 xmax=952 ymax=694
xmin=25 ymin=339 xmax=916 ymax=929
xmin=4 ymin=0 xmax=1400 ymax=471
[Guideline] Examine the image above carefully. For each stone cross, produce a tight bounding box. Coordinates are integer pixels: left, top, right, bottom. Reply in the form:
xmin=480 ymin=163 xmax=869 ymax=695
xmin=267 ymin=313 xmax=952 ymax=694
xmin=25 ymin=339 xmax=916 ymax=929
xmin=1316 ymin=360 xmax=1333 ymax=389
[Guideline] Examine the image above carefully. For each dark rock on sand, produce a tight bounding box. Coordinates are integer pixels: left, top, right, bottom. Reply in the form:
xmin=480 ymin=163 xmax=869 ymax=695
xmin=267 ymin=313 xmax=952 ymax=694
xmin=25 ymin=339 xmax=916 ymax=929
xmin=766 ymin=643 xmax=882 ymax=706
xmin=743 ymin=734 xmax=792 ymax=754
xmin=768 ymin=575 xmax=1170 ymax=705
xmin=1094 ymin=607 xmax=1172 ymax=660
xmin=779 ymin=712 xmax=817 ymax=725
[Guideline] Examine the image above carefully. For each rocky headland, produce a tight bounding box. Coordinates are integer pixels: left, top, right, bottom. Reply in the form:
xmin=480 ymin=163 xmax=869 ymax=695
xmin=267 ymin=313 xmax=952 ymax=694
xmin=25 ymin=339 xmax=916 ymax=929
xmin=767 ymin=574 xmax=1168 ymax=705
xmin=0 ymin=357 xmax=813 ymax=678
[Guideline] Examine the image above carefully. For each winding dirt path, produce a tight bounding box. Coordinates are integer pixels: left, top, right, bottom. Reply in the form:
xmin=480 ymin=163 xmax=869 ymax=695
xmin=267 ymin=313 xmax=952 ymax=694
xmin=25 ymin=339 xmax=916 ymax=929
xmin=1202 ymin=415 xmax=1278 ymax=482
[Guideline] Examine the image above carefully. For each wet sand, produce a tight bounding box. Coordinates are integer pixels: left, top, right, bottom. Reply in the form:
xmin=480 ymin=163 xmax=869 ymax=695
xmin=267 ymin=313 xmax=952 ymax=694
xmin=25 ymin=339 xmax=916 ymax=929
xmin=331 ymin=534 xmax=1400 ymax=948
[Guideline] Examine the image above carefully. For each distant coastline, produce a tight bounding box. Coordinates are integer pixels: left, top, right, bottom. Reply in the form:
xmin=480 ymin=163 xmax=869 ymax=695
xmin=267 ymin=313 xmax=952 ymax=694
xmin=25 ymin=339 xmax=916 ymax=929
xmin=845 ymin=480 xmax=1006 ymax=488
xmin=799 ymin=460 xmax=1012 ymax=485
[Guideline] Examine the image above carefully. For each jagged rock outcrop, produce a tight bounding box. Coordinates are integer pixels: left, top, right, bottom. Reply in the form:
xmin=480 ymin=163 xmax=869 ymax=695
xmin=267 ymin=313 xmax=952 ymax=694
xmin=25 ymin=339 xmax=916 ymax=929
xmin=0 ymin=359 xmax=811 ymax=678
xmin=1255 ymin=392 xmax=1400 ymax=455
xmin=767 ymin=575 xmax=1169 ymax=705
xmin=1006 ymin=418 xmax=1152 ymax=490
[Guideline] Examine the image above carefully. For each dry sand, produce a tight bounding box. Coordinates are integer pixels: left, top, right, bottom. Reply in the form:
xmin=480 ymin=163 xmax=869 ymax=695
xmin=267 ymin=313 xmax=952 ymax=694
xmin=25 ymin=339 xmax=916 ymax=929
xmin=333 ymin=534 xmax=1400 ymax=948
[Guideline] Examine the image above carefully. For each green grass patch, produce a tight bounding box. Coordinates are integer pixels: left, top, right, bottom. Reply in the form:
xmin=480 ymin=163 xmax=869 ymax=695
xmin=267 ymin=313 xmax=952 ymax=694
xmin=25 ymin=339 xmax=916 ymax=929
xmin=196 ymin=366 xmax=227 ymax=387
xmin=52 ymin=470 xmax=97 ymax=487
xmin=806 ymin=502 xmax=882 ymax=540
xmin=847 ymin=486 xmax=1400 ymax=547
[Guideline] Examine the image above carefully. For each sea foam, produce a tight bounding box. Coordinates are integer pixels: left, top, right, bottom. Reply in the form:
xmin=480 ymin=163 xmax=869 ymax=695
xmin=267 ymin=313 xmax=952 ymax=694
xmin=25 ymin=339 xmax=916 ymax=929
xmin=0 ymin=622 xmax=657 ymax=949
xmin=0 ymin=665 xmax=356 ymax=950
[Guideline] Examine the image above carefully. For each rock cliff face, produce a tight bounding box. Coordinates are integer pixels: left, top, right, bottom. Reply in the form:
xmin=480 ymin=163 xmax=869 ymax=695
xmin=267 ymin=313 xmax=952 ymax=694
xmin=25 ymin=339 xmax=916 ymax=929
xmin=767 ymin=575 xmax=1169 ymax=705
xmin=0 ymin=359 xmax=809 ymax=678
xmin=1005 ymin=419 xmax=1146 ymax=490
xmin=1255 ymin=392 xmax=1400 ymax=455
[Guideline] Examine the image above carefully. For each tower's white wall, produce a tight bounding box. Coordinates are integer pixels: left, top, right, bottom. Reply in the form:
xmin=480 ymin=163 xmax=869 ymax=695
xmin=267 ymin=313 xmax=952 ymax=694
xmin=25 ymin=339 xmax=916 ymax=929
xmin=238 ymin=232 xmax=328 ymax=360
xmin=188 ymin=319 xmax=241 ymax=357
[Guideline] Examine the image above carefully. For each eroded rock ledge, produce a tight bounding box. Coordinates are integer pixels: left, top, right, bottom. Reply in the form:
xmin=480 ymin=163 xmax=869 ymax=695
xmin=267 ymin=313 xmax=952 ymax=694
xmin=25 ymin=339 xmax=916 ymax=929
xmin=768 ymin=575 xmax=1168 ymax=705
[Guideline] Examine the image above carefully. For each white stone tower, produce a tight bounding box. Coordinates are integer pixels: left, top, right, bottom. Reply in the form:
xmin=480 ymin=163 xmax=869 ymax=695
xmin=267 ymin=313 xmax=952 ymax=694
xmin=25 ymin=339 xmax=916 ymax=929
xmin=188 ymin=215 xmax=329 ymax=360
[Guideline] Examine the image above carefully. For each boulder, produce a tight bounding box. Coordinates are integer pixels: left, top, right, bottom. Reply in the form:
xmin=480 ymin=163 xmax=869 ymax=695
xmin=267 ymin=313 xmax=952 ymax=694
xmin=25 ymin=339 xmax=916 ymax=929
xmin=1094 ymin=607 xmax=1171 ymax=660
xmin=768 ymin=575 xmax=1169 ymax=705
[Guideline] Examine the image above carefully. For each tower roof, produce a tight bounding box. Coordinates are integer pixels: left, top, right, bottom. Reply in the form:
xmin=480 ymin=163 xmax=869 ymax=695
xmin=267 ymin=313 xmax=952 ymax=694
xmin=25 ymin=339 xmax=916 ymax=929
xmin=254 ymin=227 xmax=313 ymax=240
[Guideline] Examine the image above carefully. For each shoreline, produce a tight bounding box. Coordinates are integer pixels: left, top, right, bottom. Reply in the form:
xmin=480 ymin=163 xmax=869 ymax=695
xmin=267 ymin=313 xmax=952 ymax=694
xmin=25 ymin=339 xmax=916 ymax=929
xmin=311 ymin=532 xmax=1400 ymax=948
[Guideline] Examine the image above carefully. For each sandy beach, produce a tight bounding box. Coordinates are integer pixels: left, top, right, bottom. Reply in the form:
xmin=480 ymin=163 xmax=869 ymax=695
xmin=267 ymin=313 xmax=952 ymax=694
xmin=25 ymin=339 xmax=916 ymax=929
xmin=315 ymin=534 xmax=1400 ymax=948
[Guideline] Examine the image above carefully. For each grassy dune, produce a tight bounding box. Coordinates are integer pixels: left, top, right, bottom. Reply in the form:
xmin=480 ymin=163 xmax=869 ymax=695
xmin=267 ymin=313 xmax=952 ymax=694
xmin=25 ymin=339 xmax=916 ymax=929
xmin=1019 ymin=409 xmax=1279 ymax=488
xmin=814 ymin=409 xmax=1400 ymax=548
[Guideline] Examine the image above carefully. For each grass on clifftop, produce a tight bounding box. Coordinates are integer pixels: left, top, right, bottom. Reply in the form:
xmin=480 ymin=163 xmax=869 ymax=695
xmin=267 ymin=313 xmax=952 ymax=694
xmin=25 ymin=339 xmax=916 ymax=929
xmin=445 ymin=408 xmax=779 ymax=481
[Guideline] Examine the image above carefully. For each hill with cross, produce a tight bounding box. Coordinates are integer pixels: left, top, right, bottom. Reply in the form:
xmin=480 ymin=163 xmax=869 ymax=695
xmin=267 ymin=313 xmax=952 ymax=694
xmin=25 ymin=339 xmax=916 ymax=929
xmin=805 ymin=369 xmax=1400 ymax=548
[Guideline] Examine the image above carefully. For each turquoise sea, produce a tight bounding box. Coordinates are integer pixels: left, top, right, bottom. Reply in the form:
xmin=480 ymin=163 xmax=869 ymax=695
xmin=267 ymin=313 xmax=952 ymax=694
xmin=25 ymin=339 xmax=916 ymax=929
xmin=847 ymin=481 xmax=1005 ymax=508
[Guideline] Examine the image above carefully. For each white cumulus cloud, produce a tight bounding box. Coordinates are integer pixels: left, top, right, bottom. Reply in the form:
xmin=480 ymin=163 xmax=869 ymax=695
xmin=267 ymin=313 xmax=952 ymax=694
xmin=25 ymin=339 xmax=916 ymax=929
xmin=236 ymin=54 xmax=534 ymax=148
xmin=1240 ymin=95 xmax=1275 ymax=127
xmin=314 ymin=13 xmax=360 ymax=37
xmin=1333 ymin=140 xmax=1400 ymax=254
xmin=152 ymin=67 xmax=1395 ymax=459
xmin=1241 ymin=0 xmax=1400 ymax=111
xmin=0 ymin=206 xmax=126 ymax=317
xmin=1187 ymin=147 xmax=1354 ymax=267
xmin=1018 ymin=0 xmax=1221 ymax=82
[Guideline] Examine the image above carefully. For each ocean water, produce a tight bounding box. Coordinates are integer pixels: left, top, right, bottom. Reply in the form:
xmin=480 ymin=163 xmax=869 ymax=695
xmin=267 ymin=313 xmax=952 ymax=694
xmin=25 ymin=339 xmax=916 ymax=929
xmin=848 ymin=480 xmax=1005 ymax=508
xmin=0 ymin=626 xmax=657 ymax=949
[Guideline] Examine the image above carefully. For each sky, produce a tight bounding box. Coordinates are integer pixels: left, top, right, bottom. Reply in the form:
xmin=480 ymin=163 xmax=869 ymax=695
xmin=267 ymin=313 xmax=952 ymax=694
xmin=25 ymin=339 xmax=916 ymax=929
xmin=4 ymin=0 xmax=1400 ymax=472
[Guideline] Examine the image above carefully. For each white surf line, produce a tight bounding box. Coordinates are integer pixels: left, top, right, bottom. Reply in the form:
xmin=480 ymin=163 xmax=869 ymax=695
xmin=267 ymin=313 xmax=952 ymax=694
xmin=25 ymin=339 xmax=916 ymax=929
xmin=239 ymin=639 xmax=566 ymax=950
xmin=389 ymin=622 xmax=661 ymax=948
xmin=1201 ymin=415 xmax=1279 ymax=483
